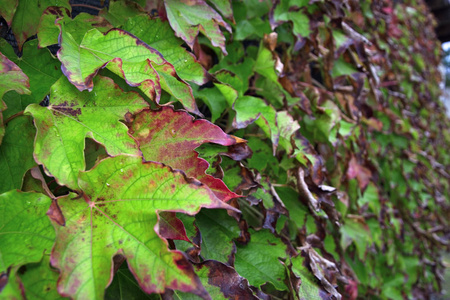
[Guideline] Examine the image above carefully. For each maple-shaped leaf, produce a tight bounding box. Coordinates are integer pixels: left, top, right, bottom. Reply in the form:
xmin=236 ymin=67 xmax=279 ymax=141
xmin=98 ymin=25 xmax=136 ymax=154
xmin=8 ymin=0 xmax=71 ymax=51
xmin=25 ymin=76 xmax=148 ymax=189
xmin=131 ymin=106 xmax=243 ymax=201
xmin=164 ymin=0 xmax=232 ymax=55
xmin=57 ymin=25 xmax=200 ymax=114
xmin=50 ymin=155 xmax=234 ymax=299
xmin=0 ymin=190 xmax=55 ymax=273
xmin=123 ymin=15 xmax=207 ymax=85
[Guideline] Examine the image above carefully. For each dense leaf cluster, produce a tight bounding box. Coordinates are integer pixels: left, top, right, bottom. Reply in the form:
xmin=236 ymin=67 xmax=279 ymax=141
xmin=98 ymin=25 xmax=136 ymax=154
xmin=0 ymin=0 xmax=449 ymax=299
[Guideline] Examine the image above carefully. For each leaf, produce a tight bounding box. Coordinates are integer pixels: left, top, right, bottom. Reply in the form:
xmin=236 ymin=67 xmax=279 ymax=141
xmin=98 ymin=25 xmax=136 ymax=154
xmin=0 ymin=116 xmax=36 ymax=193
xmin=0 ymin=190 xmax=54 ymax=273
xmin=105 ymin=262 xmax=155 ymax=300
xmin=123 ymin=15 xmax=207 ymax=85
xmin=234 ymin=229 xmax=288 ymax=291
xmin=0 ymin=100 xmax=5 ymax=144
xmin=9 ymin=0 xmax=71 ymax=51
xmin=18 ymin=255 xmax=68 ymax=300
xmin=25 ymin=76 xmax=147 ymax=189
xmin=340 ymin=216 xmax=372 ymax=260
xmin=51 ymin=155 xmax=233 ymax=299
xmin=38 ymin=8 xmax=110 ymax=48
xmin=158 ymin=211 xmax=190 ymax=242
xmin=346 ymin=156 xmax=372 ymax=191
xmin=276 ymin=111 xmax=300 ymax=154
xmin=0 ymin=269 xmax=24 ymax=300
xmin=0 ymin=51 xmax=30 ymax=98
xmin=193 ymin=84 xmax=228 ymax=123
xmin=164 ymin=0 xmax=232 ymax=55
xmin=290 ymin=254 xmax=326 ymax=300
xmin=99 ymin=0 xmax=145 ymax=28
xmin=131 ymin=106 xmax=242 ymax=201
xmin=175 ymin=260 xmax=257 ymax=299
xmin=0 ymin=0 xmax=18 ymax=25
xmin=0 ymin=38 xmax=61 ymax=119
xmin=196 ymin=209 xmax=240 ymax=263
xmin=56 ymin=26 xmax=200 ymax=114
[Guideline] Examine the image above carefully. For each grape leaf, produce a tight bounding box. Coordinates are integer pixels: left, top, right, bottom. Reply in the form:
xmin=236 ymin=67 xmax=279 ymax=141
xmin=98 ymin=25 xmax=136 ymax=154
xmin=131 ymin=106 xmax=243 ymax=201
xmin=0 ymin=116 xmax=36 ymax=193
xmin=57 ymin=26 xmax=200 ymax=114
xmin=158 ymin=211 xmax=191 ymax=242
xmin=0 ymin=190 xmax=54 ymax=273
xmin=123 ymin=15 xmax=207 ymax=85
xmin=234 ymin=229 xmax=288 ymax=291
xmin=0 ymin=51 xmax=30 ymax=98
xmin=50 ymin=155 xmax=234 ymax=299
xmin=9 ymin=0 xmax=71 ymax=51
xmin=18 ymin=255 xmax=68 ymax=300
xmin=0 ymin=0 xmax=18 ymax=25
xmin=196 ymin=209 xmax=240 ymax=263
xmin=25 ymin=76 xmax=148 ymax=189
xmin=164 ymin=0 xmax=232 ymax=55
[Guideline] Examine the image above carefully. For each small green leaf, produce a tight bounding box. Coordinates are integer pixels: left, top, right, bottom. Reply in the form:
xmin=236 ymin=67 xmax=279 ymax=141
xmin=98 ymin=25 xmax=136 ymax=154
xmin=123 ymin=15 xmax=207 ymax=85
xmin=290 ymin=255 xmax=324 ymax=299
xmin=105 ymin=262 xmax=154 ymax=300
xmin=9 ymin=0 xmax=70 ymax=50
xmin=164 ymin=0 xmax=232 ymax=55
xmin=57 ymin=26 xmax=200 ymax=114
xmin=18 ymin=255 xmax=68 ymax=300
xmin=25 ymin=76 xmax=147 ymax=189
xmin=0 ymin=116 xmax=36 ymax=193
xmin=234 ymin=229 xmax=288 ymax=291
xmin=0 ymin=51 xmax=30 ymax=98
xmin=196 ymin=209 xmax=240 ymax=263
xmin=0 ymin=0 xmax=18 ymax=25
xmin=0 ymin=190 xmax=54 ymax=273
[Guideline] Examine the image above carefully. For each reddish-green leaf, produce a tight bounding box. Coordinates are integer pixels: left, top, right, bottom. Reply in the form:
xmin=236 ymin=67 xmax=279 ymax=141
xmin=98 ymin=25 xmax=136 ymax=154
xmin=0 ymin=0 xmax=18 ymax=25
xmin=131 ymin=106 xmax=243 ymax=201
xmin=57 ymin=26 xmax=200 ymax=114
xmin=25 ymin=76 xmax=147 ymax=189
xmin=51 ymin=155 xmax=233 ymax=299
xmin=0 ymin=52 xmax=30 ymax=99
xmin=164 ymin=0 xmax=232 ymax=55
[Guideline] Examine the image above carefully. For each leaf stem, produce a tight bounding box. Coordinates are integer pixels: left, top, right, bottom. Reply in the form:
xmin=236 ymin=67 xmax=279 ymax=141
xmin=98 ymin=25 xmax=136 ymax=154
xmin=4 ymin=110 xmax=24 ymax=124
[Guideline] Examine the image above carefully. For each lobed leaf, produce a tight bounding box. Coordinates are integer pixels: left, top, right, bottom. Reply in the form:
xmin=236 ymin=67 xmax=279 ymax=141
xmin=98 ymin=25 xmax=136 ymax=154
xmin=25 ymin=76 xmax=147 ymax=189
xmin=131 ymin=106 xmax=243 ymax=201
xmin=0 ymin=190 xmax=54 ymax=273
xmin=164 ymin=0 xmax=232 ymax=55
xmin=123 ymin=15 xmax=207 ymax=85
xmin=51 ymin=155 xmax=234 ymax=299
xmin=57 ymin=26 xmax=200 ymax=114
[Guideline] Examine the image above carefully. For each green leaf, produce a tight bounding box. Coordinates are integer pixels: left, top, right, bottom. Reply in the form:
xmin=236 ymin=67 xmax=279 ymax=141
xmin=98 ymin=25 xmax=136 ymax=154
xmin=290 ymin=255 xmax=324 ymax=299
xmin=0 ymin=0 xmax=18 ymax=24
xmin=99 ymin=0 xmax=145 ymax=28
xmin=57 ymin=26 xmax=200 ymax=114
xmin=193 ymin=84 xmax=228 ymax=122
xmin=209 ymin=0 xmax=234 ymax=21
xmin=131 ymin=106 xmax=242 ymax=201
xmin=51 ymin=155 xmax=233 ymax=299
xmin=0 ymin=116 xmax=36 ymax=193
xmin=25 ymin=76 xmax=147 ymax=189
xmin=0 ymin=268 xmax=24 ymax=299
xmin=123 ymin=15 xmax=207 ymax=85
xmin=18 ymin=255 xmax=68 ymax=300
xmin=196 ymin=209 xmax=240 ymax=263
xmin=164 ymin=0 xmax=232 ymax=55
xmin=9 ymin=0 xmax=71 ymax=50
xmin=234 ymin=229 xmax=288 ymax=291
xmin=340 ymin=216 xmax=373 ymax=260
xmin=0 ymin=38 xmax=61 ymax=118
xmin=105 ymin=262 xmax=154 ymax=300
xmin=0 ymin=51 xmax=30 ymax=98
xmin=0 ymin=190 xmax=54 ymax=273
xmin=272 ymin=0 xmax=311 ymax=38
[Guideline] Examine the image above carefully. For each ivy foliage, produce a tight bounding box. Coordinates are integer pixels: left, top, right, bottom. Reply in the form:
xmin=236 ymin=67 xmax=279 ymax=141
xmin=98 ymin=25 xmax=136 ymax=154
xmin=0 ymin=0 xmax=449 ymax=299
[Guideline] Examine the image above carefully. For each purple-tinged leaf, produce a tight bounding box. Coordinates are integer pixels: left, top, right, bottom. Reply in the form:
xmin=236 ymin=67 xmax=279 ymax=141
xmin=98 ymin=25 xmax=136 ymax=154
xmin=57 ymin=26 xmax=200 ymax=114
xmin=159 ymin=212 xmax=191 ymax=242
xmin=0 ymin=52 xmax=30 ymax=98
